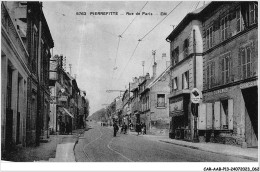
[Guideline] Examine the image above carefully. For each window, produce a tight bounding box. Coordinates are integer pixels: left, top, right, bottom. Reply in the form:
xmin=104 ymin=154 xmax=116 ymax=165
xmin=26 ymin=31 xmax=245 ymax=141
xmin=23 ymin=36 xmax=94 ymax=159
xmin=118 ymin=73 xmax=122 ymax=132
xmin=182 ymin=71 xmax=189 ymax=89
xmin=183 ymin=39 xmax=189 ymax=58
xmin=157 ymin=94 xmax=165 ymax=107
xmin=241 ymin=46 xmax=252 ymax=79
xmin=7 ymin=66 xmax=13 ymax=109
xmin=206 ymin=26 xmax=213 ymax=49
xmin=206 ymin=61 xmax=215 ymax=89
xmin=249 ymin=3 xmax=257 ymax=25
xmin=220 ymin=15 xmax=228 ymax=41
xmin=173 ymin=77 xmax=178 ymax=90
xmin=32 ymin=26 xmax=38 ymax=74
xmin=220 ymin=54 xmax=231 ymax=84
xmin=220 ymin=99 xmax=228 ymax=129
xmin=236 ymin=7 xmax=243 ymax=32
xmin=171 ymin=47 xmax=179 ymax=65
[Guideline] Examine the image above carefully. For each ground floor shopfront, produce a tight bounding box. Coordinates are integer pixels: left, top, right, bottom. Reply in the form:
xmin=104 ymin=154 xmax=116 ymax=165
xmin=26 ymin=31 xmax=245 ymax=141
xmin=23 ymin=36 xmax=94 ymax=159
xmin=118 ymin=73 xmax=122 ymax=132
xmin=201 ymin=79 xmax=258 ymax=148
xmin=169 ymin=93 xmax=193 ymax=141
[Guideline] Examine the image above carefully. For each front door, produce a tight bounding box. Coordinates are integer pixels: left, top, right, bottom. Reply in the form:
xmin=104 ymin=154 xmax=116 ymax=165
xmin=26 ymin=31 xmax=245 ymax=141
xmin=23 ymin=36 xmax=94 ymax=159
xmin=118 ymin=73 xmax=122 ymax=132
xmin=242 ymin=86 xmax=258 ymax=148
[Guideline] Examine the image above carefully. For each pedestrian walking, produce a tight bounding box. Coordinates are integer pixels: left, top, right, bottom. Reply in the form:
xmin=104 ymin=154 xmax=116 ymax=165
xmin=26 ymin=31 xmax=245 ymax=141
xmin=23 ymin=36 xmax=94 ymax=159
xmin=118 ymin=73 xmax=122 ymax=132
xmin=122 ymin=122 xmax=127 ymax=134
xmin=65 ymin=121 xmax=69 ymax=134
xmin=113 ymin=122 xmax=119 ymax=137
xmin=136 ymin=123 xmax=141 ymax=136
xmin=142 ymin=123 xmax=146 ymax=135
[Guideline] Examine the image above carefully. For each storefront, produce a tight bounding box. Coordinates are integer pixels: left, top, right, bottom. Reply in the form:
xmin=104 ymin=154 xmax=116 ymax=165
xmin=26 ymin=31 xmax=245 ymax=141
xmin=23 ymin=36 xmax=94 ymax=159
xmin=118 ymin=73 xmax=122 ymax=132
xmin=202 ymin=80 xmax=258 ymax=147
xmin=169 ymin=93 xmax=190 ymax=140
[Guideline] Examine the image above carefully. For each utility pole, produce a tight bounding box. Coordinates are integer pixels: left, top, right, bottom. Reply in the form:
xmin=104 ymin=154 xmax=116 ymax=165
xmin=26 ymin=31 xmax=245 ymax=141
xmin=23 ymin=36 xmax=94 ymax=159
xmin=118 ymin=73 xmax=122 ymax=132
xmin=142 ymin=61 xmax=145 ymax=76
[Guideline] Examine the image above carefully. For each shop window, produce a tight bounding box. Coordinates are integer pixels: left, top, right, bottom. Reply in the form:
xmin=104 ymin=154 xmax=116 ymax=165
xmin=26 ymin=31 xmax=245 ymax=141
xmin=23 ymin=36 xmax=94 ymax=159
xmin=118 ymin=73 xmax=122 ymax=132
xmin=206 ymin=26 xmax=213 ymax=49
xmin=220 ymin=15 xmax=228 ymax=41
xmin=157 ymin=94 xmax=165 ymax=107
xmin=249 ymin=3 xmax=257 ymax=25
xmin=182 ymin=71 xmax=189 ymax=89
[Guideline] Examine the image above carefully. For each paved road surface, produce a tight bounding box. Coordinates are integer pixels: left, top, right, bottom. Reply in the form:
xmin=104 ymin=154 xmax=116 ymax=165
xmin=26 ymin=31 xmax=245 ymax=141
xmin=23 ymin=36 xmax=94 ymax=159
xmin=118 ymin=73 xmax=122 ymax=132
xmin=75 ymin=122 xmax=253 ymax=162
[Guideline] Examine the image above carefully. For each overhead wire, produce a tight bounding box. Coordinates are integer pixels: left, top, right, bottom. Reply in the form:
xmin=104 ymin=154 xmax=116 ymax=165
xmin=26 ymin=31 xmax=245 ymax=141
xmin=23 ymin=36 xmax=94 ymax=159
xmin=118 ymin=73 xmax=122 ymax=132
xmin=139 ymin=1 xmax=182 ymax=41
xmin=116 ymin=1 xmax=183 ymax=81
xmin=120 ymin=1 xmax=149 ymax=36
xmin=112 ymin=1 xmax=149 ymax=79
xmin=117 ymin=41 xmax=141 ymax=79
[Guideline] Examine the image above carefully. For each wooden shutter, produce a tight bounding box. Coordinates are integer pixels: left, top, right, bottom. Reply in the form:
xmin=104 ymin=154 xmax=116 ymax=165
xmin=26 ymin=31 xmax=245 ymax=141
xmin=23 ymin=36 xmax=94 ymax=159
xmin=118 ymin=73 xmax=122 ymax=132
xmin=251 ymin=41 xmax=257 ymax=76
xmin=214 ymin=101 xmax=220 ymax=130
xmin=228 ymin=99 xmax=234 ymax=130
xmin=206 ymin=103 xmax=213 ymax=129
xmin=219 ymin=57 xmax=224 ymax=85
xmin=198 ymin=103 xmax=206 ymax=130
xmin=238 ymin=47 xmax=242 ymax=80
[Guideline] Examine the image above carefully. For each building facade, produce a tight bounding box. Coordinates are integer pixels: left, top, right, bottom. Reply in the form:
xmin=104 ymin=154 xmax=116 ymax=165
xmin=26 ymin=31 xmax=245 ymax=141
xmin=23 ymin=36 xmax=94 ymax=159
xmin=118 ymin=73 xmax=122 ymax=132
xmin=1 ymin=2 xmax=30 ymax=150
xmin=200 ymin=2 xmax=258 ymax=147
xmin=166 ymin=5 xmax=204 ymax=141
xmin=147 ymin=66 xmax=171 ymax=135
xmin=2 ymin=1 xmax=54 ymax=149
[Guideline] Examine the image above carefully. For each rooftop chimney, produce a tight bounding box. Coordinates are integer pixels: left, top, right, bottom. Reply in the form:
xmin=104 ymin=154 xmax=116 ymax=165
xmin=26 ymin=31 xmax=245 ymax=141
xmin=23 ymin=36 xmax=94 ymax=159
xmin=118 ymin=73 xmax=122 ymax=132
xmin=145 ymin=73 xmax=150 ymax=80
xmin=152 ymin=62 xmax=157 ymax=79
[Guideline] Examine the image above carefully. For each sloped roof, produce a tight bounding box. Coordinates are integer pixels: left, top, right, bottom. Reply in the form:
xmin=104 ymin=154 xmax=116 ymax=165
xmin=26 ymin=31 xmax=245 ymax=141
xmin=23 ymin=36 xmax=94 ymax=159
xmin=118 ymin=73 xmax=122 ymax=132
xmin=148 ymin=65 xmax=171 ymax=89
xmin=166 ymin=2 xmax=212 ymax=41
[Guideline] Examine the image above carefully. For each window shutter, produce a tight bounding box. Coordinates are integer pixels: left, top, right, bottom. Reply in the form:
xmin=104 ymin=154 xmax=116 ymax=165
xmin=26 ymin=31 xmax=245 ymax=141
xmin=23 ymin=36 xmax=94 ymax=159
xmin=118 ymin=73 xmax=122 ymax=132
xmin=212 ymin=61 xmax=215 ymax=86
xmin=229 ymin=55 xmax=234 ymax=82
xmin=213 ymin=19 xmax=220 ymax=31
xmin=219 ymin=58 xmax=223 ymax=85
xmin=238 ymin=48 xmax=242 ymax=80
xmin=228 ymin=99 xmax=234 ymax=130
xmin=198 ymin=103 xmax=206 ymax=130
xmin=182 ymin=73 xmax=184 ymax=89
xmin=206 ymin=103 xmax=213 ymax=129
xmin=206 ymin=65 xmax=209 ymax=89
xmin=251 ymin=42 xmax=257 ymax=76
xmin=214 ymin=101 xmax=220 ymax=130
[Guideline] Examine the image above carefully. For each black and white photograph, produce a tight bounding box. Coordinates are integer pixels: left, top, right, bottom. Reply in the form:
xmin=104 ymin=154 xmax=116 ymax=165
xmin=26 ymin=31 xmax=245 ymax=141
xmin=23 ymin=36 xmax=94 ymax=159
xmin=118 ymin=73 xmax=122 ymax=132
xmin=1 ymin=1 xmax=259 ymax=171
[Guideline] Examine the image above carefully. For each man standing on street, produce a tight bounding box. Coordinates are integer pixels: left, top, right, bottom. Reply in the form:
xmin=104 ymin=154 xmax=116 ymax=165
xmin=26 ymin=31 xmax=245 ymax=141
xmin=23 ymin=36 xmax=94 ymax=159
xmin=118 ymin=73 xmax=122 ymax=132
xmin=113 ymin=122 xmax=119 ymax=137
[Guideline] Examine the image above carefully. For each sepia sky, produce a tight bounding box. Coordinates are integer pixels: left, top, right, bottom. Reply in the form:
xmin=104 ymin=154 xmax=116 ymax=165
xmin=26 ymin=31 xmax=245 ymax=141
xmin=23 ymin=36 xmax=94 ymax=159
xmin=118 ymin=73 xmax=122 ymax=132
xmin=42 ymin=1 xmax=206 ymax=115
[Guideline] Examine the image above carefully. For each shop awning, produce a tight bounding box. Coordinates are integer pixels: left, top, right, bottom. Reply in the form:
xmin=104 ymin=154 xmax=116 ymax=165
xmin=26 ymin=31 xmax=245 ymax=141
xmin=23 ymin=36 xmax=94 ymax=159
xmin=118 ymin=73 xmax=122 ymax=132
xmin=63 ymin=108 xmax=74 ymax=118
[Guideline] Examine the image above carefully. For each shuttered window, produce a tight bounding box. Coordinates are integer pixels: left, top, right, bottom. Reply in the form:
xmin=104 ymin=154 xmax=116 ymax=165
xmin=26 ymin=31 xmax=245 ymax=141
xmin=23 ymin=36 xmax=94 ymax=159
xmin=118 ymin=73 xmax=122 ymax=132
xmin=206 ymin=26 xmax=214 ymax=49
xmin=249 ymin=3 xmax=257 ymax=25
xmin=241 ymin=46 xmax=252 ymax=79
xmin=236 ymin=7 xmax=243 ymax=32
xmin=220 ymin=54 xmax=231 ymax=85
xmin=206 ymin=61 xmax=215 ymax=89
xmin=182 ymin=71 xmax=189 ymax=89
xmin=220 ymin=15 xmax=228 ymax=41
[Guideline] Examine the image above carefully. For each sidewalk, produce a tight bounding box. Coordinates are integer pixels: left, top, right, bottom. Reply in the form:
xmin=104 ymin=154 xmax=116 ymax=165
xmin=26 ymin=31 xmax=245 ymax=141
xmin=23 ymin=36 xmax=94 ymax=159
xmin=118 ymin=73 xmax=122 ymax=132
xmin=107 ymin=126 xmax=258 ymax=161
xmin=1 ymin=129 xmax=85 ymax=162
xmin=49 ymin=129 xmax=85 ymax=162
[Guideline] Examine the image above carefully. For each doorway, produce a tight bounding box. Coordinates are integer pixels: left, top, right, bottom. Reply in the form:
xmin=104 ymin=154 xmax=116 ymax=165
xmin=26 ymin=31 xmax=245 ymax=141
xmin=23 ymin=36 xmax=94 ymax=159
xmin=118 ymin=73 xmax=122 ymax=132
xmin=242 ymin=86 xmax=258 ymax=148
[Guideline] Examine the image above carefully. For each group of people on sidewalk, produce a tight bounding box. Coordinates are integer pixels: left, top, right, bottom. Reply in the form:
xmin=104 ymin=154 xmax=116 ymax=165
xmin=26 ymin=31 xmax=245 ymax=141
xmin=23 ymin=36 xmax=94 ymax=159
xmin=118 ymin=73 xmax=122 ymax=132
xmin=136 ymin=122 xmax=146 ymax=135
xmin=112 ymin=122 xmax=146 ymax=137
xmin=59 ymin=121 xmax=72 ymax=135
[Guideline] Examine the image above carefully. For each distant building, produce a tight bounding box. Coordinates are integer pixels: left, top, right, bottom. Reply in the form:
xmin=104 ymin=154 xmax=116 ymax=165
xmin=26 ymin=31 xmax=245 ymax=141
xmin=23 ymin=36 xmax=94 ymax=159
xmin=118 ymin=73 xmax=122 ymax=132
xmin=147 ymin=65 xmax=171 ymax=135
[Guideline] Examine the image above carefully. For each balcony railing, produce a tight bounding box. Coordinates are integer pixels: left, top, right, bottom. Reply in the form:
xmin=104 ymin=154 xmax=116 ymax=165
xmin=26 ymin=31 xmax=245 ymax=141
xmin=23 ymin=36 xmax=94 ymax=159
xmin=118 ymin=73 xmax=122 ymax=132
xmin=157 ymin=102 xmax=166 ymax=107
xmin=2 ymin=3 xmax=29 ymax=65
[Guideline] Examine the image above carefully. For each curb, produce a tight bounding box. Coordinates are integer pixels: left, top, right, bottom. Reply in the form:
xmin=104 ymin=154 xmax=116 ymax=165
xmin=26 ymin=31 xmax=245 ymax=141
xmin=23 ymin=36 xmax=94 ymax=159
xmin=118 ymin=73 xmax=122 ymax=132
xmin=159 ymin=140 xmax=258 ymax=161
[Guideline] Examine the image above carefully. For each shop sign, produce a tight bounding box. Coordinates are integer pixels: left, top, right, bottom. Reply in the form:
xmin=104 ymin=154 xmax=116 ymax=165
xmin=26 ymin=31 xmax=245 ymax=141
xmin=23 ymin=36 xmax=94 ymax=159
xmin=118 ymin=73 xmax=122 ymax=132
xmin=190 ymin=88 xmax=202 ymax=104
xmin=213 ymin=88 xmax=228 ymax=95
xmin=240 ymin=81 xmax=257 ymax=89
xmin=58 ymin=96 xmax=68 ymax=102
xmin=169 ymin=98 xmax=183 ymax=117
